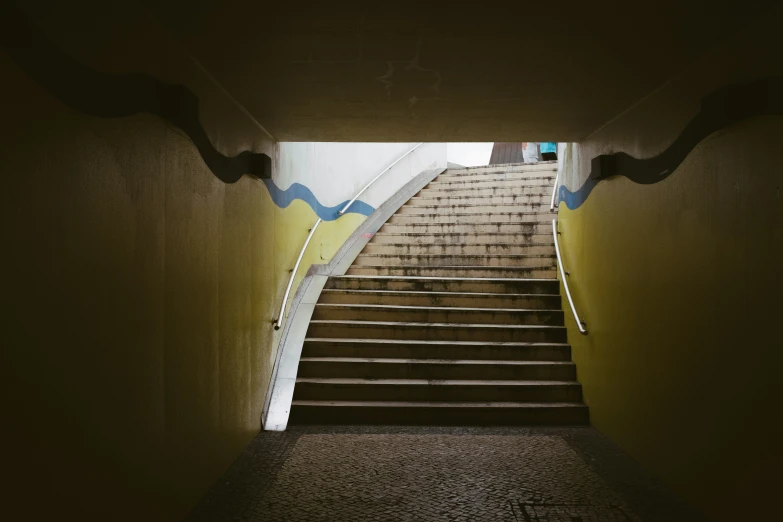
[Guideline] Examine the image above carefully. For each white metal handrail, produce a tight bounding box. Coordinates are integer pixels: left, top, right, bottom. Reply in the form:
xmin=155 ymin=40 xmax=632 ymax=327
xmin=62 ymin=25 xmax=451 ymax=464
xmin=549 ymin=167 xmax=559 ymax=212
xmin=274 ymin=218 xmax=322 ymax=330
xmin=338 ymin=143 xmax=422 ymax=215
xmin=274 ymin=143 xmax=423 ymax=330
xmin=552 ymin=218 xmax=587 ymax=335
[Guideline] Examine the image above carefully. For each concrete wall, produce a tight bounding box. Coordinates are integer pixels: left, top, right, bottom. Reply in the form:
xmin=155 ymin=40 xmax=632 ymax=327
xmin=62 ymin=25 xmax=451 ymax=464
xmin=0 ymin=4 xmax=444 ymax=520
xmin=555 ymin=18 xmax=783 ymax=522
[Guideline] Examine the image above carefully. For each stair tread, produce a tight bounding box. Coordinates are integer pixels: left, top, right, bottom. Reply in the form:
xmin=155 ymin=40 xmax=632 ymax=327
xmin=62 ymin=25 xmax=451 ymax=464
xmin=316 ymin=303 xmax=562 ymax=314
xmin=350 ymin=265 xmax=555 ymax=269
xmin=352 ymin=266 xmax=556 ymax=270
xmin=310 ymin=320 xmax=564 ymax=329
xmin=404 ymin=202 xmax=552 ymax=208
xmin=429 ymin=177 xmax=555 ymax=184
xmin=357 ymin=253 xmax=555 ymax=258
xmin=411 ymin=196 xmax=551 ymax=202
xmin=305 ymin=338 xmax=569 ymax=347
xmin=299 ymin=357 xmax=573 ymax=365
xmin=296 ymin=378 xmax=579 ymax=385
xmin=329 ymin=275 xmax=558 ymax=282
xmin=321 ymin=290 xmax=561 ymax=297
xmin=367 ymin=241 xmax=554 ymax=246
xmin=372 ymin=233 xmax=550 ymax=237
xmin=383 ymin=221 xmax=552 ymax=227
xmin=292 ymin=400 xmax=586 ymax=408
xmin=445 ymin=162 xmax=557 ymax=173
xmin=397 ymin=208 xmax=550 ymax=214
xmin=419 ymin=188 xmax=551 ymax=197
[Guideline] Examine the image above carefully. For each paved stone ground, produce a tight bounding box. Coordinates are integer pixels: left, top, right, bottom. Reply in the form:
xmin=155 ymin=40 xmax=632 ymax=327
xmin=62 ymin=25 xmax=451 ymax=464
xmin=186 ymin=426 xmax=708 ymax=522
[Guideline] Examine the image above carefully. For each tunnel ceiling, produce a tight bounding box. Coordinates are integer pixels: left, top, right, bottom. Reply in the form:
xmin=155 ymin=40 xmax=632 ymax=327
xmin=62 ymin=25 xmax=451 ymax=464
xmin=23 ymin=0 xmax=773 ymax=142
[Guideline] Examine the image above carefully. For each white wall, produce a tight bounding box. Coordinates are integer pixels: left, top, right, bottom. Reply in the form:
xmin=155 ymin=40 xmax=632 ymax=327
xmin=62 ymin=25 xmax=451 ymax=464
xmin=277 ymin=142 xmax=446 ymax=209
xmin=447 ymin=143 xmax=493 ymax=167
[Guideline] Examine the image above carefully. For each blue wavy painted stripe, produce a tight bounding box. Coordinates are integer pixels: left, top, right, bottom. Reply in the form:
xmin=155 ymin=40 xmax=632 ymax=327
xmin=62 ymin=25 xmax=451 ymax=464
xmin=559 ymin=181 xmax=599 ymax=211
xmin=555 ymin=77 xmax=783 ymax=211
xmin=262 ymin=179 xmax=375 ymax=221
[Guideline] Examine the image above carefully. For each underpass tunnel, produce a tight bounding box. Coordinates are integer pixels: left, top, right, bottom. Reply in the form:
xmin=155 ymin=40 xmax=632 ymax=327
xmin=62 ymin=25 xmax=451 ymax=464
xmin=1 ymin=1 xmax=781 ymax=520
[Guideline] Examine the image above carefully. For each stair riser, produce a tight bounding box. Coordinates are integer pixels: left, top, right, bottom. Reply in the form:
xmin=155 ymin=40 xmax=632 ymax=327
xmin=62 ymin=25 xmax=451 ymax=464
xmin=379 ymin=223 xmax=554 ymax=235
xmin=298 ymin=361 xmax=576 ymax=380
xmin=312 ymin=307 xmax=564 ymax=326
xmin=307 ymin=323 xmax=567 ymax=342
xmin=353 ymin=254 xmax=556 ymax=268
xmin=362 ymin=244 xmax=555 ymax=256
xmin=318 ymin=291 xmax=561 ymax=309
xmin=408 ymin=194 xmax=551 ymax=205
xmin=426 ymin=177 xmax=555 ymax=190
xmin=397 ymin=203 xmax=550 ymax=215
xmin=294 ymin=383 xmax=582 ymax=402
xmin=438 ymin=169 xmax=557 ymax=182
xmin=324 ymin=278 xmax=559 ymax=294
xmin=289 ymin=405 xmax=590 ymax=425
xmin=446 ymin=163 xmax=557 ymax=176
xmin=417 ymin=185 xmax=555 ymax=198
xmin=387 ymin=213 xmax=553 ymax=224
xmin=370 ymin=233 xmax=554 ymax=245
xmin=302 ymin=341 xmax=572 ymax=361
xmin=346 ymin=267 xmax=557 ymax=278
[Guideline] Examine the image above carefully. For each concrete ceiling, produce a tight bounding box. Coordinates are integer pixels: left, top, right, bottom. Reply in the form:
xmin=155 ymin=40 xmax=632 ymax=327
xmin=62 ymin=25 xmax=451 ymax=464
xmin=25 ymin=0 xmax=776 ymax=142
xmin=150 ymin=0 xmax=774 ymax=142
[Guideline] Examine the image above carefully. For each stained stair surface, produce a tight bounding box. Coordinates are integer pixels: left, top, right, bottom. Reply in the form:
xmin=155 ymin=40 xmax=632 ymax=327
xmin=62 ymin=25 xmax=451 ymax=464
xmin=289 ymin=161 xmax=589 ymax=425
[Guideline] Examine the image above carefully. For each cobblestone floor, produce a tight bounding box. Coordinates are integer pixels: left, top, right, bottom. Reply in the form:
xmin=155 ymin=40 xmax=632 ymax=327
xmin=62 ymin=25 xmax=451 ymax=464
xmin=187 ymin=426 xmax=707 ymax=522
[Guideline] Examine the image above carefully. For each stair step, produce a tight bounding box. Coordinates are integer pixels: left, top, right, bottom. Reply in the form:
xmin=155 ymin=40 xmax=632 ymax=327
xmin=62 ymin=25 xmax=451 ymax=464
xmin=444 ymin=162 xmax=557 ymax=176
xmin=437 ymin=170 xmax=557 ymax=183
xmin=426 ymin=177 xmax=555 ymax=190
xmin=419 ymin=185 xmax=552 ymax=196
xmin=353 ymin=253 xmax=556 ymax=267
xmin=369 ymin=232 xmax=553 ymax=245
xmin=294 ymin=378 xmax=582 ymax=402
xmin=362 ymin=243 xmax=555 ymax=256
xmin=288 ymin=400 xmax=590 ymax=425
xmin=416 ymin=185 xmax=556 ymax=198
xmin=302 ymin=338 xmax=572 ymax=361
xmin=297 ymin=357 xmax=576 ymax=380
xmin=323 ymin=276 xmax=559 ymax=294
xmin=312 ymin=303 xmax=564 ymax=325
xmin=387 ymin=212 xmax=553 ymax=224
xmin=379 ymin=222 xmax=554 ymax=235
xmin=346 ymin=266 xmax=557 ymax=278
xmin=318 ymin=289 xmax=561 ymax=309
xmin=408 ymin=193 xmax=551 ymax=205
xmin=397 ymin=202 xmax=550 ymax=214
xmin=307 ymin=320 xmax=567 ymax=342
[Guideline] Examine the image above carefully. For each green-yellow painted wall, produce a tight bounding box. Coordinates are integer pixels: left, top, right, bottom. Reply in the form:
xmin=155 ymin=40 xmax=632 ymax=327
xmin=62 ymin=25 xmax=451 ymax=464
xmin=0 ymin=19 xmax=366 ymax=522
xmin=275 ymin=199 xmax=366 ymax=320
xmin=557 ymin=22 xmax=783 ymax=520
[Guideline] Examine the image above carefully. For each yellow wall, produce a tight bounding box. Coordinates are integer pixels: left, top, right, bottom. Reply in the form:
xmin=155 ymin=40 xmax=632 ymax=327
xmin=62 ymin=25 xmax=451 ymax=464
xmin=275 ymin=199 xmax=366 ymax=321
xmin=557 ymin=21 xmax=783 ymax=522
xmin=0 ymin=10 xmax=365 ymax=522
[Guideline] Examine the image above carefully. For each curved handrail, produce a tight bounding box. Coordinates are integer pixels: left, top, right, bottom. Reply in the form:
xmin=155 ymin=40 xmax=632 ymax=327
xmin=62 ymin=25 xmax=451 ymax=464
xmin=552 ymin=218 xmax=587 ymax=335
xmin=274 ymin=143 xmax=423 ymax=330
xmin=274 ymin=218 xmax=322 ymax=330
xmin=549 ymin=167 xmax=559 ymax=212
xmin=338 ymin=143 xmax=423 ymax=215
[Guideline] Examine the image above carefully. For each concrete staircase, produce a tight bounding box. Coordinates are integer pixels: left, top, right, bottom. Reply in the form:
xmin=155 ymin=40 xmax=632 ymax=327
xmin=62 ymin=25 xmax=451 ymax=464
xmin=289 ymin=162 xmax=589 ymax=425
